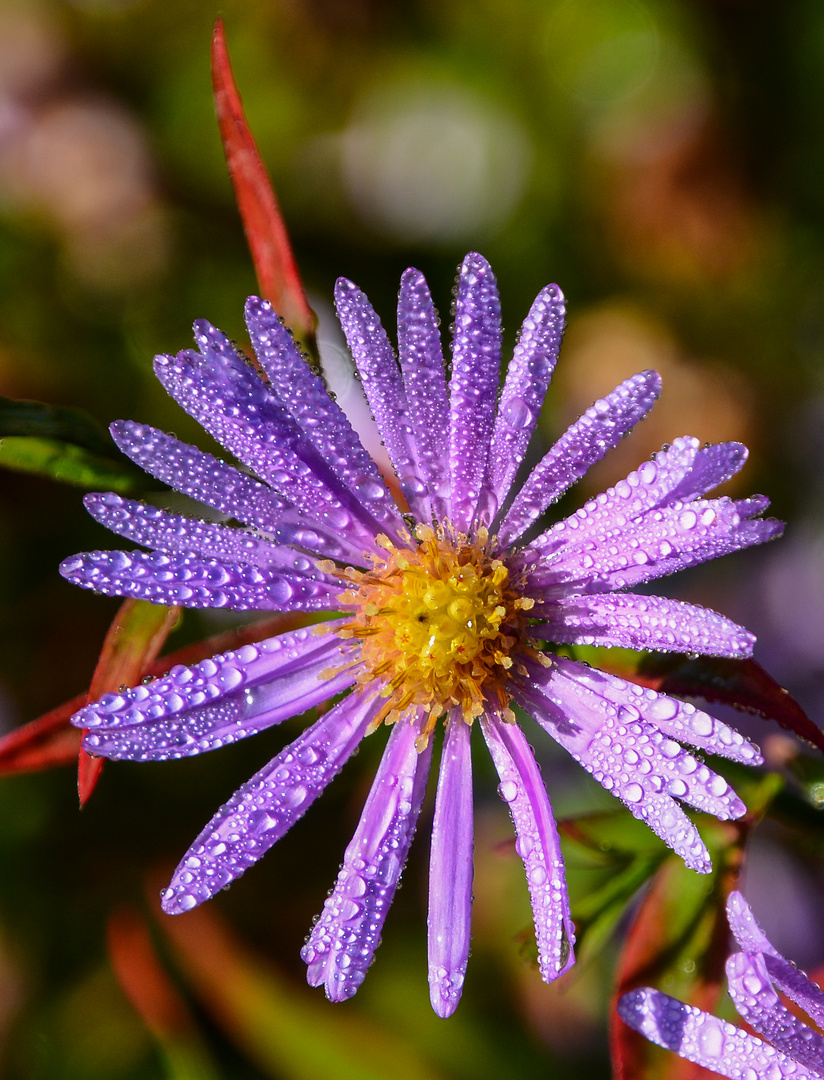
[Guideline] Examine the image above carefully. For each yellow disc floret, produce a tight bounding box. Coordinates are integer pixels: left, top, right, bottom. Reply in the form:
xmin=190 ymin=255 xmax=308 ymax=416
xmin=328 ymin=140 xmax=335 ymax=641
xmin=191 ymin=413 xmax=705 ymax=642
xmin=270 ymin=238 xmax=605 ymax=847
xmin=330 ymin=524 xmax=535 ymax=746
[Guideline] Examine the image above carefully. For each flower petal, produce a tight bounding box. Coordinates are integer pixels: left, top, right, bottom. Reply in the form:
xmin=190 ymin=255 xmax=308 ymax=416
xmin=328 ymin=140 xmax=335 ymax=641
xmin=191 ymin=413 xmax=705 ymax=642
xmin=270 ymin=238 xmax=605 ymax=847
xmin=480 ymin=714 xmax=575 ymax=982
xmin=428 ymin=712 xmax=474 ymax=1018
xmin=449 ymin=253 xmax=502 ymax=532
xmin=244 ymin=297 xmax=403 ymax=537
xmin=540 ymin=592 xmax=755 ymax=657
xmin=154 ymin=328 xmax=387 ymax=550
xmin=397 ymin=268 xmax=451 ymax=521
xmin=334 ymin=278 xmax=427 ymax=518
xmin=529 ymin=437 xmax=748 ymax=557
xmin=302 ymin=714 xmax=432 ymax=1002
xmin=726 ymin=952 xmax=824 ymax=1073
xmin=110 ymin=420 xmax=289 ymax=533
xmin=548 ymin=661 xmax=761 ymax=766
xmin=499 ymin=370 xmax=662 ymax=546
xmin=618 ymin=988 xmax=816 ymax=1079
xmin=727 ymin=892 xmax=824 ymax=1032
xmin=60 ymin=549 xmax=338 ymax=611
xmin=82 ymin=493 xmax=340 ymax=582
xmin=77 ymin=629 xmax=356 ymax=762
xmin=161 ymin=687 xmax=379 ymax=913
xmin=489 ymin=282 xmax=565 ymax=506
xmin=515 ymin=662 xmax=748 ymax=872
xmin=75 ymin=623 xmax=347 ymax=730
xmin=531 ymin=497 xmax=783 ymax=595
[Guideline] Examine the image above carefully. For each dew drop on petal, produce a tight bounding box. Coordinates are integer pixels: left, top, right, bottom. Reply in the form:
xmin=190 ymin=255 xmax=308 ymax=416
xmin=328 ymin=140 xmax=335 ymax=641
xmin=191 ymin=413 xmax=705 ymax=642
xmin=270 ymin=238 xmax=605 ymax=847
xmin=498 ymin=780 xmax=519 ymax=802
xmin=502 ymin=395 xmax=534 ymax=429
xmin=696 ymin=1018 xmax=725 ymax=1059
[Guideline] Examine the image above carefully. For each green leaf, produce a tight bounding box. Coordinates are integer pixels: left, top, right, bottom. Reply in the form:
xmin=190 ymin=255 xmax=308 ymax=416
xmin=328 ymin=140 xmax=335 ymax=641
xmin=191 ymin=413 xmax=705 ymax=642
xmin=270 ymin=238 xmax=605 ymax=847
xmin=0 ymin=395 xmax=115 ymax=455
xmin=0 ymin=436 xmax=148 ymax=492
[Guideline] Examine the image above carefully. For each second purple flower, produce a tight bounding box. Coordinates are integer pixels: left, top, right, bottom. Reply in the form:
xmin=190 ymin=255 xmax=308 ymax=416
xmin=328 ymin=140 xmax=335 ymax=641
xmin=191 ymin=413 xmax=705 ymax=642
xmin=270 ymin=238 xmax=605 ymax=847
xmin=62 ymin=253 xmax=782 ymax=1016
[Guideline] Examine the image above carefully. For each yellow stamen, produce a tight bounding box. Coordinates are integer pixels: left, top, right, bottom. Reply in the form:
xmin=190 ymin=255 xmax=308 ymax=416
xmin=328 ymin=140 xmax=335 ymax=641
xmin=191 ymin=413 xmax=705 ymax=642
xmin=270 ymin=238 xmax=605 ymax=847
xmin=335 ymin=523 xmax=533 ymax=735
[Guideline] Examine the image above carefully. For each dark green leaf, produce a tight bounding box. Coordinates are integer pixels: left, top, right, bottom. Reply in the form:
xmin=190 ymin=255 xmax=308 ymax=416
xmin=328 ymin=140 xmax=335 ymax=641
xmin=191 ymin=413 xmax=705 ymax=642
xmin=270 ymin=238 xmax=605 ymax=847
xmin=0 ymin=436 xmax=149 ymax=492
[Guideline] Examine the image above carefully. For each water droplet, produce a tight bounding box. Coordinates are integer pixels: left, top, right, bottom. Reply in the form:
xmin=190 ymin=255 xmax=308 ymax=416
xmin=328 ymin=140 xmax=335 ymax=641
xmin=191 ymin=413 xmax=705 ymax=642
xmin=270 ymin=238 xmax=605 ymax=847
xmin=502 ymin=395 xmax=534 ymax=429
xmin=696 ymin=1018 xmax=725 ymax=1059
xmin=498 ymin=780 xmax=518 ymax=802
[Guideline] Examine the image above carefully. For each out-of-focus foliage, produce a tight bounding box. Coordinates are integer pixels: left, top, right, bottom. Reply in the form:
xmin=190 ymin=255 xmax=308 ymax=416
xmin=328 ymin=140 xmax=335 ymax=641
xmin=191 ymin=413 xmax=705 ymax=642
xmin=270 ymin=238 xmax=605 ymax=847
xmin=2 ymin=1 xmax=824 ymax=1078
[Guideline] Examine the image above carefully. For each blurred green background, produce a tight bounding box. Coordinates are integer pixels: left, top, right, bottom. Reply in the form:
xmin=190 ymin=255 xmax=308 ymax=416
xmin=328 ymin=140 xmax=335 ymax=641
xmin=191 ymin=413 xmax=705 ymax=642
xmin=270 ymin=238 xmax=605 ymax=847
xmin=2 ymin=0 xmax=824 ymax=1077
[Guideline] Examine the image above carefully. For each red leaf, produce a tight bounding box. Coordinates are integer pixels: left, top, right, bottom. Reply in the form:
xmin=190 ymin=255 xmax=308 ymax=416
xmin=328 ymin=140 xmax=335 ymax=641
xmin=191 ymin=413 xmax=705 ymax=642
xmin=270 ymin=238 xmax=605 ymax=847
xmin=0 ymin=693 xmax=85 ymax=774
xmin=632 ymin=654 xmax=824 ymax=757
xmin=107 ymin=906 xmax=195 ymax=1037
xmin=211 ymin=18 xmax=317 ymax=353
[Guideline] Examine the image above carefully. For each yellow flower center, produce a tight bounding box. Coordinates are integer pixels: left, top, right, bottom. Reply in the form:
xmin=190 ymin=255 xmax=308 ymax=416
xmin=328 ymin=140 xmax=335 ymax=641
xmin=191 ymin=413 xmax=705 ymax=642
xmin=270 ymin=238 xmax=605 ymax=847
xmin=331 ymin=525 xmax=535 ymax=746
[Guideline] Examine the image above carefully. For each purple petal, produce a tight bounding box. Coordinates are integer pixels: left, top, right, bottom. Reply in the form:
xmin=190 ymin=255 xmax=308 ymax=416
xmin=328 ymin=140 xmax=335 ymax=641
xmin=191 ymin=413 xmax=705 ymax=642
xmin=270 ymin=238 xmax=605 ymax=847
xmin=547 ymin=661 xmax=761 ymax=766
xmin=154 ymin=332 xmax=388 ymax=551
xmin=515 ymin=662 xmax=748 ymax=871
xmin=161 ymin=688 xmax=379 ymax=913
xmin=539 ymin=593 xmax=755 ymax=657
xmin=480 ymin=714 xmax=575 ymax=982
xmin=76 ymin=627 xmax=356 ymax=762
xmin=530 ymin=497 xmax=783 ymax=595
xmin=449 ymin=253 xmax=502 ymax=533
xmin=60 ymin=549 xmax=338 ymax=611
xmin=727 ymin=892 xmax=824 ymax=1032
xmin=83 ymin=662 xmax=356 ymax=761
xmin=82 ymin=493 xmax=340 ymax=582
xmin=302 ymin=714 xmax=432 ymax=1002
xmin=428 ymin=712 xmax=474 ymax=1017
xmin=396 ymin=268 xmax=451 ymax=521
xmin=110 ymin=420 xmax=289 ymax=533
xmin=489 ymin=283 xmax=565 ymax=506
xmin=499 ymin=370 xmax=662 ymax=546
xmin=529 ymin=437 xmax=747 ymax=557
xmin=618 ymin=988 xmax=816 ymax=1080
xmin=334 ymin=278 xmax=427 ymax=518
xmin=75 ymin=623 xmax=347 ymax=730
xmin=726 ymin=952 xmax=824 ymax=1073
xmin=668 ymin=440 xmax=750 ymax=502
xmin=244 ymin=298 xmax=404 ymax=536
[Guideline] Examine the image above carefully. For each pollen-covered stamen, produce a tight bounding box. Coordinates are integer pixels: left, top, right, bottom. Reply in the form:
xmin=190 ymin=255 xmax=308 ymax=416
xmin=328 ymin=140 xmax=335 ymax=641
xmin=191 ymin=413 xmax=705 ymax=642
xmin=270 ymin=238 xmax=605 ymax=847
xmin=335 ymin=524 xmax=534 ymax=741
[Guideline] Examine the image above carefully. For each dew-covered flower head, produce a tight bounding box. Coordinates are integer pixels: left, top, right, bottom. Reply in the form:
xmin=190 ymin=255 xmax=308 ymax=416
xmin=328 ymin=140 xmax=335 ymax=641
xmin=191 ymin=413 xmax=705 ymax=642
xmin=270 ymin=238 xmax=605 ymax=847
xmin=62 ymin=253 xmax=782 ymax=1016
xmin=619 ymin=890 xmax=824 ymax=1079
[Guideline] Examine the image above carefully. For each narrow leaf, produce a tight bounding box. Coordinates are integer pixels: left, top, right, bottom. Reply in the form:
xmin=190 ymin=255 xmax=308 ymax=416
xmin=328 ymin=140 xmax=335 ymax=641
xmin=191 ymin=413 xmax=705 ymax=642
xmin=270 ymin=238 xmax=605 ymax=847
xmin=569 ymin=645 xmax=824 ymax=758
xmin=0 ymin=395 xmax=115 ymax=455
xmin=0 ymin=436 xmax=151 ymax=492
xmin=107 ymin=906 xmax=221 ymax=1080
xmin=638 ymin=654 xmax=824 ymax=756
xmin=211 ymin=18 xmax=317 ymax=358
xmin=0 ymin=694 xmax=85 ymax=774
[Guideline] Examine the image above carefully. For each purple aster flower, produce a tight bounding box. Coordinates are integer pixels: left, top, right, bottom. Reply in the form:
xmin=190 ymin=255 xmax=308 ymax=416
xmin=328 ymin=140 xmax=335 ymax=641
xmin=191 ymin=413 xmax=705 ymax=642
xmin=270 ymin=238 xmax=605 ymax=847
xmin=61 ymin=253 xmax=782 ymax=1017
xmin=618 ymin=890 xmax=824 ymax=1078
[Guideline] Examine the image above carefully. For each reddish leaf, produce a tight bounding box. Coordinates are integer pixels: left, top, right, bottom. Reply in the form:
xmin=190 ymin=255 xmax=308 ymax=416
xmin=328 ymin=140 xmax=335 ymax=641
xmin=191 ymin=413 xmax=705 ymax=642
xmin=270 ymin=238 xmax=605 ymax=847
xmin=0 ymin=693 xmax=85 ymax=774
xmin=78 ymin=599 xmax=181 ymax=804
xmin=211 ymin=18 xmax=317 ymax=355
xmin=632 ymin=654 xmax=824 ymax=756
xmin=107 ymin=906 xmax=194 ymax=1037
